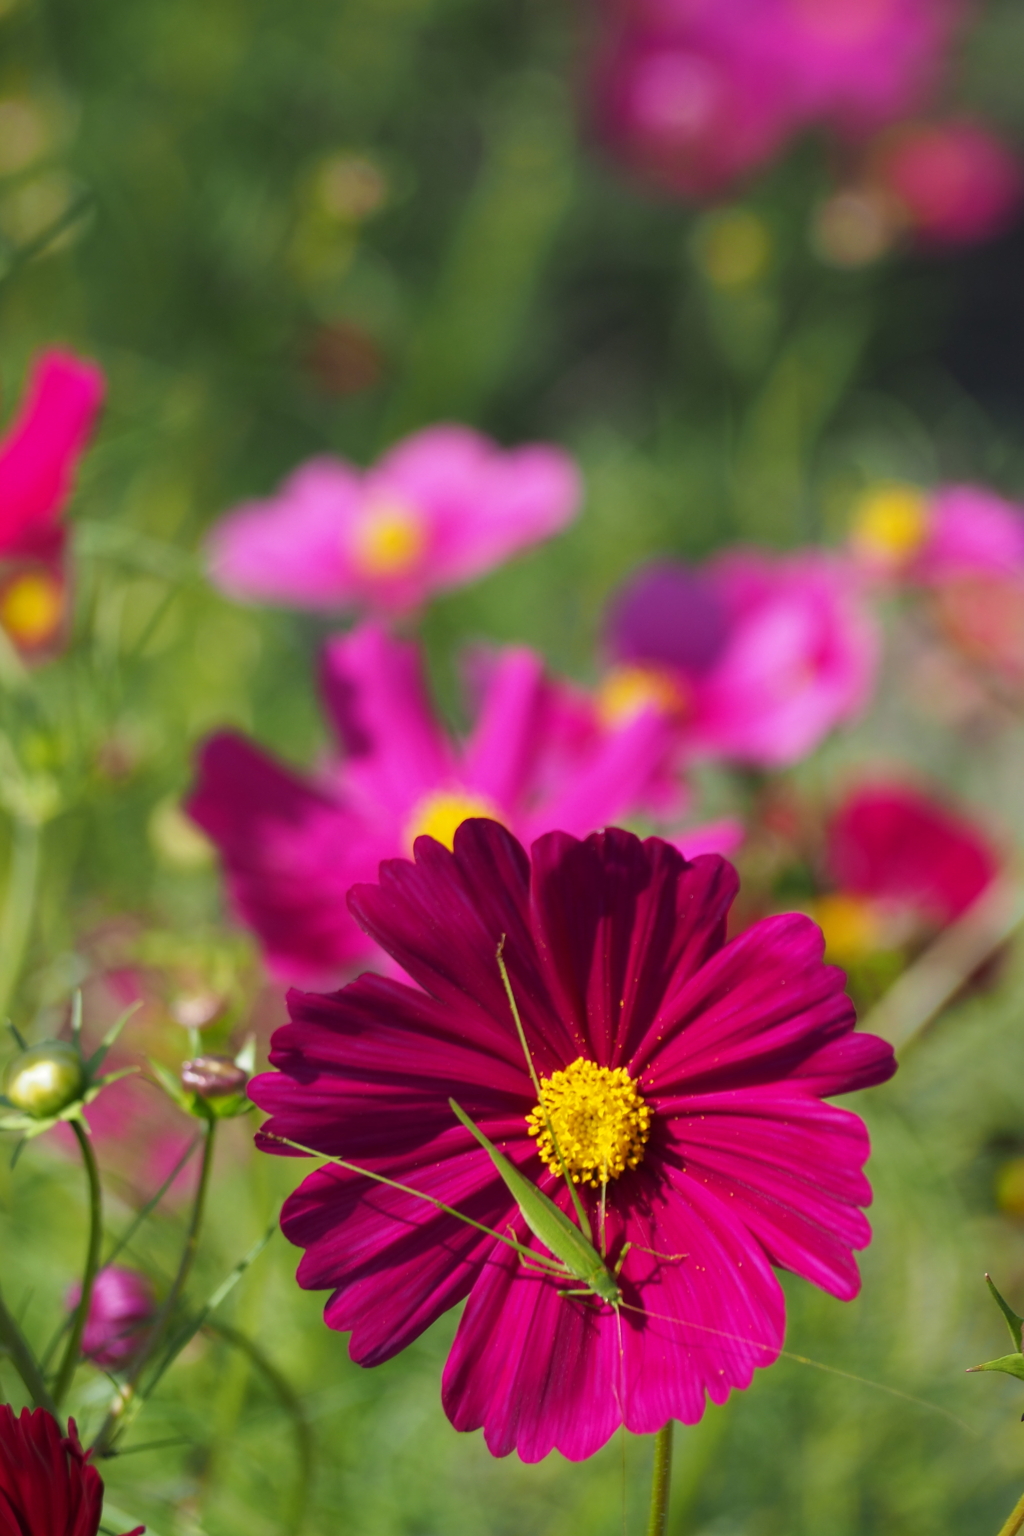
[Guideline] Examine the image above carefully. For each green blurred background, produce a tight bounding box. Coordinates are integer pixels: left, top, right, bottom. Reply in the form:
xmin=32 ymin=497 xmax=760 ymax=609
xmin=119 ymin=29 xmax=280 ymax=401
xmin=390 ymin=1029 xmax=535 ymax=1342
xmin=4 ymin=0 xmax=1024 ymax=1530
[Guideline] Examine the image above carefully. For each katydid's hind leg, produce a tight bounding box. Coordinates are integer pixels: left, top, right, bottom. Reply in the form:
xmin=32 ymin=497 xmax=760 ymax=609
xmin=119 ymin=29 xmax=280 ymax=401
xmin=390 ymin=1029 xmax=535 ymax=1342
xmin=613 ymin=1241 xmax=687 ymax=1277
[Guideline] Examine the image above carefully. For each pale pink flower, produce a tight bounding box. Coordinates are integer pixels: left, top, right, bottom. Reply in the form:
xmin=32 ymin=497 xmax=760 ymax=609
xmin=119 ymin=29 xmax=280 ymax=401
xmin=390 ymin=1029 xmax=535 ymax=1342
xmin=205 ymin=425 xmax=581 ymax=614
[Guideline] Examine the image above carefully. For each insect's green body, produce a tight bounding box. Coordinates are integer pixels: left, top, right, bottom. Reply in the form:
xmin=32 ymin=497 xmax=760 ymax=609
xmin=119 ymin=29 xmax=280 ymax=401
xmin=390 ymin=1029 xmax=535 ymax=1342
xmin=448 ymin=1098 xmax=622 ymax=1305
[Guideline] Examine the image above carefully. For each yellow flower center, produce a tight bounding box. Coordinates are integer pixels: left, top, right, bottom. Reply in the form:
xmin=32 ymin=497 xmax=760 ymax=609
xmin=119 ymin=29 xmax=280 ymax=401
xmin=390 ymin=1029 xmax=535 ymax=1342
xmin=807 ymin=893 xmax=881 ymax=963
xmin=403 ymin=788 xmax=503 ymax=853
xmin=0 ymin=571 xmax=64 ymax=648
xmin=349 ymin=496 xmax=426 ymax=578
xmin=850 ymin=484 xmax=930 ymax=566
xmin=597 ymin=665 xmax=689 ymax=729
xmin=526 ymin=1058 xmax=651 ymax=1188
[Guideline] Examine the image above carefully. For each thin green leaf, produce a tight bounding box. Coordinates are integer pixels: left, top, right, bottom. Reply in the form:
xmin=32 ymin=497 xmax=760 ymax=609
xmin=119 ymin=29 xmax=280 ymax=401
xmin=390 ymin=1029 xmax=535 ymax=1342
xmin=986 ymin=1274 xmax=1024 ymax=1354
xmin=966 ymin=1353 xmax=1024 ymax=1381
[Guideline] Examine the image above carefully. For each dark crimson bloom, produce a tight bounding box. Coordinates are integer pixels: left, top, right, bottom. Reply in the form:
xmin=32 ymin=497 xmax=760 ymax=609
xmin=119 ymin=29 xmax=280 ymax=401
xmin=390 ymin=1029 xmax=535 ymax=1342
xmin=828 ymin=783 xmax=998 ymax=927
xmin=252 ymin=820 xmax=895 ymax=1461
xmin=0 ymin=1405 xmax=142 ymax=1535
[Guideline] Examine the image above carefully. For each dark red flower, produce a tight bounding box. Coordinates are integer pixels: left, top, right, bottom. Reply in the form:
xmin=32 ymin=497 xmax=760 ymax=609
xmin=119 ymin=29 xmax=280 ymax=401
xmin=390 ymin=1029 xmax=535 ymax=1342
xmin=0 ymin=1405 xmax=142 ymax=1535
xmin=828 ymin=783 xmax=998 ymax=927
xmin=252 ymin=820 xmax=895 ymax=1461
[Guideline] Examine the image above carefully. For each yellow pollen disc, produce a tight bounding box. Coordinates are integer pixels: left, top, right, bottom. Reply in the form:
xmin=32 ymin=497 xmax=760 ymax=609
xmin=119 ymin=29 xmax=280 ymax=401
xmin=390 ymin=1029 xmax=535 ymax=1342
xmin=0 ymin=571 xmax=64 ymax=648
xmin=597 ymin=665 xmax=688 ymax=729
xmin=526 ymin=1057 xmax=651 ymax=1188
xmin=349 ymin=496 xmax=427 ymax=578
xmin=850 ymin=484 xmax=930 ymax=566
xmin=403 ymin=788 xmax=503 ymax=853
xmin=807 ymin=893 xmax=881 ymax=964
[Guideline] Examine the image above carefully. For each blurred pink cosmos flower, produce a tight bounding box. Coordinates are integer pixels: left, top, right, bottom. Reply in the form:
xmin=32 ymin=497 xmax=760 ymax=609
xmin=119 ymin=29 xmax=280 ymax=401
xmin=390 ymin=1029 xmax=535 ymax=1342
xmin=67 ymin=1266 xmax=156 ymax=1371
xmin=829 ymin=782 xmax=998 ymax=924
xmin=0 ymin=348 xmax=105 ymax=655
xmin=603 ymin=551 xmax=879 ymax=768
xmin=205 ymin=425 xmax=581 ymax=615
xmin=869 ymin=119 xmax=1022 ymax=248
xmin=251 ymin=820 xmax=895 ymax=1461
xmin=851 ymin=482 xmax=1024 ymax=581
xmin=187 ymin=621 xmax=702 ymax=987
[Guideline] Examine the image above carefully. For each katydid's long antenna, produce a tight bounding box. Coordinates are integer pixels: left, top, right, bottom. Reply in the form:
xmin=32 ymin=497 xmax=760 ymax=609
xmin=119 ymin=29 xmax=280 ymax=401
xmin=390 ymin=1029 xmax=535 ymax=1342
xmin=495 ymin=934 xmax=592 ymax=1241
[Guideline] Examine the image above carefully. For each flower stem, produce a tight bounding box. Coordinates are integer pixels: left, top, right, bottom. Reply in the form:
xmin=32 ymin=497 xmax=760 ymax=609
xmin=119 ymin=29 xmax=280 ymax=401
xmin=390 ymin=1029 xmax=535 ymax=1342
xmin=647 ymin=1421 xmax=674 ymax=1536
xmin=0 ymin=816 xmax=40 ymax=1024
xmin=91 ymin=1114 xmax=217 ymax=1457
xmin=997 ymin=1488 xmax=1024 ymax=1536
xmin=53 ymin=1119 xmax=103 ymax=1407
xmin=0 ymin=1282 xmax=57 ymax=1416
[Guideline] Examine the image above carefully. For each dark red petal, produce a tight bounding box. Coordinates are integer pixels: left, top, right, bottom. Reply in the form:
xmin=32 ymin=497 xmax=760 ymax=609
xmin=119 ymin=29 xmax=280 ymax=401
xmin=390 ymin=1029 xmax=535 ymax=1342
xmin=348 ymin=819 xmax=580 ymax=1072
xmin=527 ymin=829 xmax=737 ymax=1069
xmin=187 ymin=732 xmax=382 ymax=981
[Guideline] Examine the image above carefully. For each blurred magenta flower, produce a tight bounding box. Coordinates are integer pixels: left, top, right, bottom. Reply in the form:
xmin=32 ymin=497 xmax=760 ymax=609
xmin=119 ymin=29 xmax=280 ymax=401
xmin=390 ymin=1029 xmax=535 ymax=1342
xmin=0 ymin=1405 xmax=143 ymax=1535
xmin=251 ymin=820 xmax=895 ymax=1461
xmin=827 ymin=781 xmax=998 ymax=934
xmin=870 ymin=119 xmax=1022 ymax=247
xmin=593 ymin=26 xmax=795 ymax=197
xmin=711 ymin=0 xmax=962 ymax=137
xmin=205 ymin=424 xmax=581 ymax=614
xmin=66 ymin=1266 xmax=156 ymax=1370
xmin=0 ymin=348 xmax=105 ymax=656
xmin=188 ymin=622 xmax=686 ymax=986
xmin=851 ymin=482 xmax=1024 ymax=580
xmin=603 ymin=551 xmax=879 ymax=767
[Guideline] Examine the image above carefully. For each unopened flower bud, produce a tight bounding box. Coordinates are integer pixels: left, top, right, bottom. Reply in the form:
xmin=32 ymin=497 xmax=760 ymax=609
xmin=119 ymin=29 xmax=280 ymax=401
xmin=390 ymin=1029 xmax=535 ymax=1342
xmin=67 ymin=1265 xmax=156 ymax=1370
xmin=181 ymin=1054 xmax=248 ymax=1098
xmin=4 ymin=1040 xmax=84 ymax=1117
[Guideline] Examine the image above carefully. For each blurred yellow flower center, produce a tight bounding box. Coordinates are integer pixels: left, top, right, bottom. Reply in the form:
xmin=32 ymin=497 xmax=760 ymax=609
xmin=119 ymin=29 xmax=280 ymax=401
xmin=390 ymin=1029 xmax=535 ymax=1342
xmin=0 ymin=571 xmax=63 ymax=647
xmin=597 ymin=665 xmax=688 ymax=729
xmin=850 ymin=484 xmax=929 ymax=565
xmin=404 ymin=789 xmax=502 ymax=852
xmin=350 ymin=497 xmax=426 ymax=578
xmin=694 ymin=208 xmax=771 ymax=289
xmin=527 ymin=1058 xmax=651 ymax=1188
xmin=808 ymin=893 xmax=881 ymax=963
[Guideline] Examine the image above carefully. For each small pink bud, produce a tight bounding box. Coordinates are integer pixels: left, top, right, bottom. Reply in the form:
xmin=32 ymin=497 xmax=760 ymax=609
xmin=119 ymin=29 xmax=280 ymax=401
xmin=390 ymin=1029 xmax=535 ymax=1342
xmin=67 ymin=1266 xmax=156 ymax=1370
xmin=181 ymin=1054 xmax=248 ymax=1098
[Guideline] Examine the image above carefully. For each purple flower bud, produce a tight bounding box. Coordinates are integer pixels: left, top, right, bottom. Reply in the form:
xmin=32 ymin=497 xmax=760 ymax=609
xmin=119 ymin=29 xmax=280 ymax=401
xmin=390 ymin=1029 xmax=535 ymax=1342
xmin=67 ymin=1266 xmax=156 ymax=1370
xmin=604 ymin=561 xmax=730 ymax=677
xmin=181 ymin=1054 xmax=248 ymax=1098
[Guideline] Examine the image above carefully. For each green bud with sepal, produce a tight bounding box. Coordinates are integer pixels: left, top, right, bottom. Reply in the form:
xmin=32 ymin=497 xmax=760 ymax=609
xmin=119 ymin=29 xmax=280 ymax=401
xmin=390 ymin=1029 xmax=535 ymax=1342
xmin=150 ymin=1035 xmax=256 ymax=1121
xmin=967 ymin=1275 xmax=1024 ymax=1400
xmin=0 ymin=994 xmax=139 ymax=1143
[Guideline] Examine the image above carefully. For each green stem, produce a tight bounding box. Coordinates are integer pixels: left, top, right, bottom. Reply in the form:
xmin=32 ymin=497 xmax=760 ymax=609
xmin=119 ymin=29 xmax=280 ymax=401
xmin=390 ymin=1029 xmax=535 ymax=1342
xmin=997 ymin=1489 xmax=1024 ymax=1536
xmin=0 ymin=1282 xmax=57 ymax=1416
xmin=0 ymin=817 xmax=40 ymax=1024
xmin=647 ymin=1422 xmax=674 ymax=1536
xmin=91 ymin=1115 xmax=217 ymax=1457
xmin=206 ymin=1321 xmax=313 ymax=1536
xmin=53 ymin=1119 xmax=103 ymax=1406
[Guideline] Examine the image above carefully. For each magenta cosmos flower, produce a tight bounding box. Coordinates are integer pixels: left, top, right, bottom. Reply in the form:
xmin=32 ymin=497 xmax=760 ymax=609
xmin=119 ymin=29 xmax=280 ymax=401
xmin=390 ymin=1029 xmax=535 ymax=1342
xmin=828 ymin=782 xmax=998 ymax=929
xmin=868 ymin=119 xmax=1022 ymax=248
xmin=851 ymin=482 xmax=1024 ymax=581
xmin=187 ymin=621 xmax=706 ymax=986
xmin=251 ymin=820 xmax=895 ymax=1461
xmin=205 ymin=424 xmax=581 ymax=615
xmin=0 ymin=349 xmax=104 ymax=656
xmin=602 ymin=551 xmax=878 ymax=768
xmin=0 ymin=1405 xmax=143 ymax=1535
xmin=66 ymin=1266 xmax=156 ymax=1371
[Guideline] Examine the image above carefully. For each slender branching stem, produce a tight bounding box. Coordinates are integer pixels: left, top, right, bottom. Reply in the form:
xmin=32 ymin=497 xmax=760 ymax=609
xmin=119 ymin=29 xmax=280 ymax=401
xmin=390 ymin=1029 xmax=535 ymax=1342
xmin=647 ymin=1421 xmax=674 ymax=1536
xmin=92 ymin=1115 xmax=217 ymax=1456
xmin=997 ymin=1488 xmax=1024 ymax=1536
xmin=53 ymin=1119 xmax=103 ymax=1406
xmin=0 ymin=1283 xmax=57 ymax=1416
xmin=0 ymin=816 xmax=40 ymax=1025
